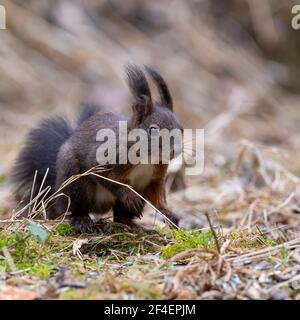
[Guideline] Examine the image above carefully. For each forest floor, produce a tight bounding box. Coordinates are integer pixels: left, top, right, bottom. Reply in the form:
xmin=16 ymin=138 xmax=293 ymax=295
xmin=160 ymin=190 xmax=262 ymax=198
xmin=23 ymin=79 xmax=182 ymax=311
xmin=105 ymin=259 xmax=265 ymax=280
xmin=1 ymin=140 xmax=300 ymax=300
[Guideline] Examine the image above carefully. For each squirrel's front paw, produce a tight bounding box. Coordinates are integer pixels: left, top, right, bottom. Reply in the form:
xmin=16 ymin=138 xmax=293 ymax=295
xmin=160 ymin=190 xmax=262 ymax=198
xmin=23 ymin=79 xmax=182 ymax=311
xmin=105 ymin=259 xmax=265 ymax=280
xmin=120 ymin=192 xmax=144 ymax=218
xmin=70 ymin=215 xmax=94 ymax=233
xmin=163 ymin=208 xmax=180 ymax=226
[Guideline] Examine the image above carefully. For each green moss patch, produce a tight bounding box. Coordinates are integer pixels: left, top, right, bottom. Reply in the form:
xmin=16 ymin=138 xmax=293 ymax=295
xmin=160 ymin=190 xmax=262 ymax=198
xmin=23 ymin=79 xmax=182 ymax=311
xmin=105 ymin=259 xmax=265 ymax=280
xmin=161 ymin=229 xmax=214 ymax=259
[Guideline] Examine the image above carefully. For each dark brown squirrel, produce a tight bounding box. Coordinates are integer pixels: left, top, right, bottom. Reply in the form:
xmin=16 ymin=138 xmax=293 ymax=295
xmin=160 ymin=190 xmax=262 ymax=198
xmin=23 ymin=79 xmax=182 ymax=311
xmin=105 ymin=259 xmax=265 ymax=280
xmin=11 ymin=65 xmax=183 ymax=233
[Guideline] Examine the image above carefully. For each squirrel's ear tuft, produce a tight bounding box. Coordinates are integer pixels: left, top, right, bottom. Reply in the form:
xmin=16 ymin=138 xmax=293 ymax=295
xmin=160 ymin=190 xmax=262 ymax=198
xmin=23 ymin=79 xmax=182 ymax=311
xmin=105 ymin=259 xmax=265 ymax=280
xmin=125 ymin=64 xmax=153 ymax=121
xmin=145 ymin=66 xmax=173 ymax=111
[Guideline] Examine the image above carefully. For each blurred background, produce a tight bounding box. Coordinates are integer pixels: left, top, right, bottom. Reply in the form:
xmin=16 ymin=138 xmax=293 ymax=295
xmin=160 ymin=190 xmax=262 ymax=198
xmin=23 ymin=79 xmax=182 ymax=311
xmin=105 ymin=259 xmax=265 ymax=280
xmin=1 ymin=0 xmax=300 ymax=224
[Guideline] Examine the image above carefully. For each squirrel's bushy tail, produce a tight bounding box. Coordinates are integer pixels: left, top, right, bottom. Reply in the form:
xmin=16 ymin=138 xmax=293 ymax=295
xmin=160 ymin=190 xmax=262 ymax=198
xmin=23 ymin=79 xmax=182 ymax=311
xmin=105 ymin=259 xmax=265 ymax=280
xmin=11 ymin=105 xmax=100 ymax=209
xmin=11 ymin=117 xmax=73 ymax=206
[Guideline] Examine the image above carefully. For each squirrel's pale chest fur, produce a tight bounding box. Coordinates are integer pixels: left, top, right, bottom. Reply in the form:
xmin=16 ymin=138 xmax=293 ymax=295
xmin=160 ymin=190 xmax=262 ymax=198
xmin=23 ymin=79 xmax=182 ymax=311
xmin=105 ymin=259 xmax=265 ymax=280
xmin=95 ymin=164 xmax=154 ymax=212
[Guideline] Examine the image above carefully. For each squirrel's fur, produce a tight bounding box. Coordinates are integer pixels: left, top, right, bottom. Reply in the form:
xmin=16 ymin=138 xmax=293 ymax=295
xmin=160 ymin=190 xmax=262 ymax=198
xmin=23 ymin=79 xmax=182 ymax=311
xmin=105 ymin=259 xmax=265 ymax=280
xmin=11 ymin=65 xmax=182 ymax=232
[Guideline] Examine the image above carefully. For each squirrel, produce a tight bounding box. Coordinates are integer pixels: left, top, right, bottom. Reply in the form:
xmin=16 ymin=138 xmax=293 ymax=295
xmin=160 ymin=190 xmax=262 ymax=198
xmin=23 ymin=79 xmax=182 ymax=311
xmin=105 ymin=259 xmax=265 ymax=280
xmin=11 ymin=65 xmax=183 ymax=233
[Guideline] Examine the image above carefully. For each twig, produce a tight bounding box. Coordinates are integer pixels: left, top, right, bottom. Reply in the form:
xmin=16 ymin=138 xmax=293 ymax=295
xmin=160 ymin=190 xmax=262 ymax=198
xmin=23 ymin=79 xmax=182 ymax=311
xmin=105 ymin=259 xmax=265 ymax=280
xmin=267 ymin=274 xmax=300 ymax=294
xmin=28 ymin=170 xmax=37 ymax=216
xmin=1 ymin=247 xmax=17 ymax=272
xmin=205 ymin=211 xmax=220 ymax=254
xmin=268 ymin=192 xmax=295 ymax=215
xmin=228 ymin=237 xmax=300 ymax=263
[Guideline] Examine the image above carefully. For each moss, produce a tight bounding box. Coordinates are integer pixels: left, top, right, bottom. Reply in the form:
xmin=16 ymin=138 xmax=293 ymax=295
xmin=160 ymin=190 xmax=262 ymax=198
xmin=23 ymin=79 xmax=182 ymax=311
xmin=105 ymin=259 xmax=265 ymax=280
xmin=0 ymin=231 xmax=19 ymax=249
xmin=257 ymin=236 xmax=278 ymax=247
xmin=154 ymin=227 xmax=172 ymax=238
xmin=228 ymin=229 xmax=280 ymax=250
xmin=56 ymin=223 xmax=76 ymax=237
xmin=58 ymin=274 xmax=163 ymax=300
xmin=161 ymin=229 xmax=213 ymax=259
xmin=29 ymin=263 xmax=54 ymax=278
xmin=132 ymin=281 xmax=163 ymax=300
xmin=279 ymin=248 xmax=291 ymax=266
xmin=0 ymin=230 xmax=58 ymax=278
xmin=0 ymin=223 xmax=166 ymax=297
xmin=83 ymin=258 xmax=101 ymax=271
xmin=59 ymin=284 xmax=104 ymax=300
xmin=59 ymin=289 xmax=79 ymax=300
xmin=82 ymin=231 xmax=163 ymax=258
xmin=0 ymin=174 xmax=6 ymax=184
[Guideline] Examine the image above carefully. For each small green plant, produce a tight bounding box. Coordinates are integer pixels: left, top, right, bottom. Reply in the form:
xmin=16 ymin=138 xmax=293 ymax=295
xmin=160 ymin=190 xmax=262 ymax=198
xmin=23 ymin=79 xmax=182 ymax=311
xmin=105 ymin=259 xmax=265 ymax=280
xmin=279 ymin=248 xmax=291 ymax=266
xmin=59 ymin=289 xmax=79 ymax=300
xmin=0 ymin=231 xmax=19 ymax=249
xmin=229 ymin=228 xmax=280 ymax=250
xmin=161 ymin=229 xmax=213 ymax=259
xmin=257 ymin=235 xmax=278 ymax=247
xmin=56 ymin=223 xmax=76 ymax=237
xmin=0 ymin=230 xmax=57 ymax=278
xmin=0 ymin=174 xmax=6 ymax=184
xmin=29 ymin=263 xmax=54 ymax=278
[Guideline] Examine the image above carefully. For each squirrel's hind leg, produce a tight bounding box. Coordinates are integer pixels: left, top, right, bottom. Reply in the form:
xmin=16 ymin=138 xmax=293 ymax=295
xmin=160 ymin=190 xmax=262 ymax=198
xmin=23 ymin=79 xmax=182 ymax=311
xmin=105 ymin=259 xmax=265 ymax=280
xmin=113 ymin=199 xmax=145 ymax=226
xmin=53 ymin=180 xmax=95 ymax=233
xmin=53 ymin=143 xmax=95 ymax=233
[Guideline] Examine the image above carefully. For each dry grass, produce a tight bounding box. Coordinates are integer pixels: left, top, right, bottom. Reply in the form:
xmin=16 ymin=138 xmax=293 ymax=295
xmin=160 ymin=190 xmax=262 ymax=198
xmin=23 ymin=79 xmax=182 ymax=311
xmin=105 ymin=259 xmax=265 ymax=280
xmin=1 ymin=141 xmax=300 ymax=300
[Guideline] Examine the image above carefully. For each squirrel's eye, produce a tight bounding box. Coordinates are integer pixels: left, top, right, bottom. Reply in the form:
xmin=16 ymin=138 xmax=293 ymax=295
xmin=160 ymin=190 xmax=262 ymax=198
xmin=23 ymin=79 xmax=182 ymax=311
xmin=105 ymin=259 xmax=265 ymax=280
xmin=149 ymin=126 xmax=160 ymax=135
